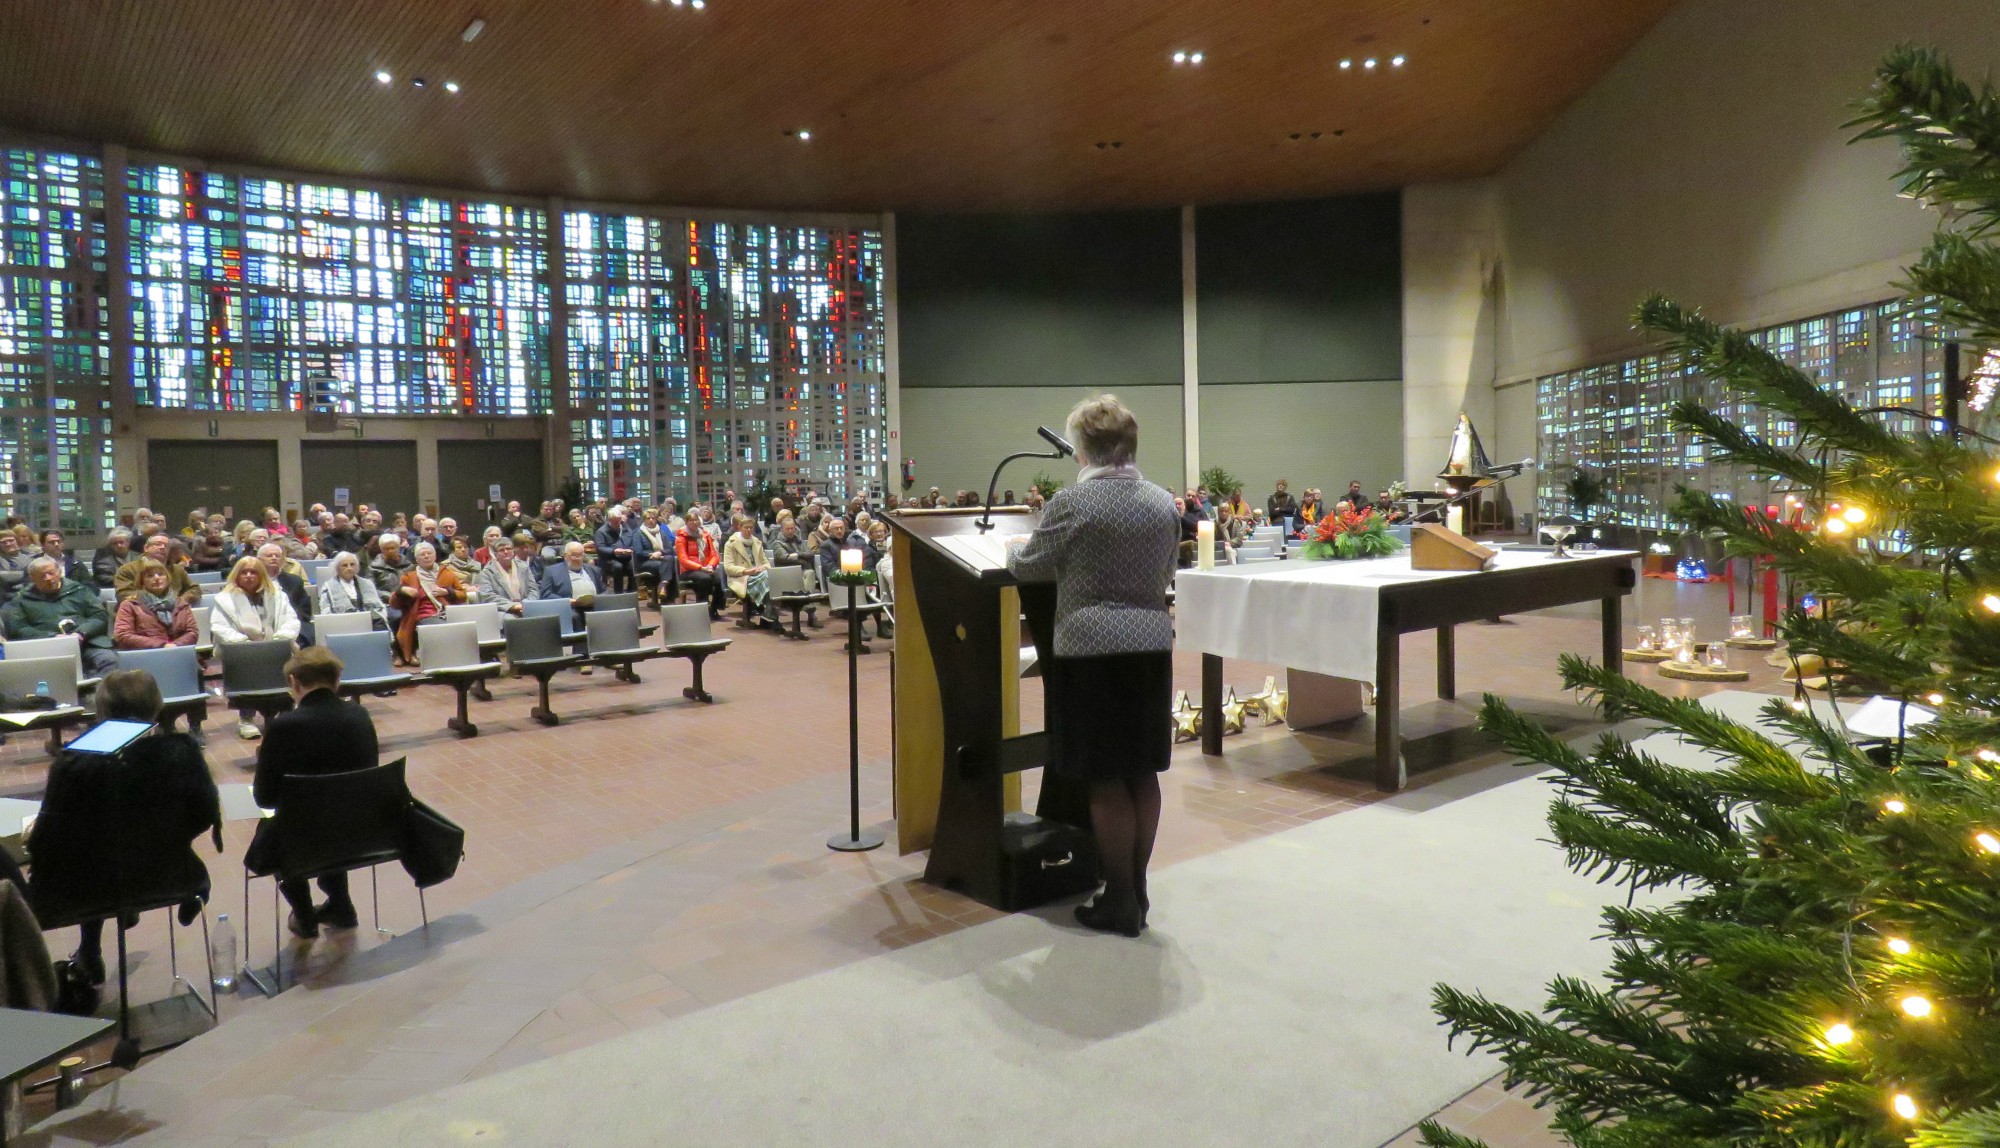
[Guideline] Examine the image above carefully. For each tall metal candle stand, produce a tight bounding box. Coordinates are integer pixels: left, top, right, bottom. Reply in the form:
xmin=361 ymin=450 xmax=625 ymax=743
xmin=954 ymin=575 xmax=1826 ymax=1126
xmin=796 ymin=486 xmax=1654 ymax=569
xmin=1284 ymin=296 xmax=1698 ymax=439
xmin=826 ymin=569 xmax=884 ymax=852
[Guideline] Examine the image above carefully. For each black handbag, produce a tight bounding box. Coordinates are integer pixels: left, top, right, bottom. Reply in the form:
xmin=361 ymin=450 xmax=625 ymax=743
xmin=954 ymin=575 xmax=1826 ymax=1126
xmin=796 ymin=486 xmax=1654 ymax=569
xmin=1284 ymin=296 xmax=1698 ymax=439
xmin=400 ymin=799 xmax=465 ymax=889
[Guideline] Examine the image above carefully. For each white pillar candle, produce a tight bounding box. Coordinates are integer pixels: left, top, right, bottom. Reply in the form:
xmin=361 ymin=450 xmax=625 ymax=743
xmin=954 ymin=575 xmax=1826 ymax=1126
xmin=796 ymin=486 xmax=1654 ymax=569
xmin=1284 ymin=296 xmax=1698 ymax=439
xmin=1196 ymin=520 xmax=1215 ymax=569
xmin=840 ymin=548 xmax=863 ymax=575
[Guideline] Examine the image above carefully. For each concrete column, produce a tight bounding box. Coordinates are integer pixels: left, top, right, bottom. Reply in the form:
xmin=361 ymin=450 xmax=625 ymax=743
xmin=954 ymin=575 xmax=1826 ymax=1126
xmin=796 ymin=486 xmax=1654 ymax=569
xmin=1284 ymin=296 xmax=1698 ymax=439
xmin=882 ymin=212 xmax=902 ymax=496
xmin=1401 ymin=181 xmax=1503 ymax=491
xmin=1180 ymin=204 xmax=1199 ymax=490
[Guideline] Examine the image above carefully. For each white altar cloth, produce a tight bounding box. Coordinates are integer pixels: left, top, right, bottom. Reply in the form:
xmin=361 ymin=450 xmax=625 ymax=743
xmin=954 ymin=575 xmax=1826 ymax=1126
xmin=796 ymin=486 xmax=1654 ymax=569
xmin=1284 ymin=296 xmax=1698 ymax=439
xmin=1174 ymin=549 xmax=1634 ymax=684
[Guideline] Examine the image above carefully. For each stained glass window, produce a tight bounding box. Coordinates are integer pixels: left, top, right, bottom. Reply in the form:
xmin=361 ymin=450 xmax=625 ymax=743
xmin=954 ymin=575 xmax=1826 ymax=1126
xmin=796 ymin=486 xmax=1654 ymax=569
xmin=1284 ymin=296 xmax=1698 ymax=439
xmin=127 ymin=162 xmax=549 ymax=415
xmin=565 ymin=211 xmax=886 ymax=505
xmin=0 ymin=146 xmax=113 ymax=532
xmin=1534 ymin=297 xmax=1946 ymax=529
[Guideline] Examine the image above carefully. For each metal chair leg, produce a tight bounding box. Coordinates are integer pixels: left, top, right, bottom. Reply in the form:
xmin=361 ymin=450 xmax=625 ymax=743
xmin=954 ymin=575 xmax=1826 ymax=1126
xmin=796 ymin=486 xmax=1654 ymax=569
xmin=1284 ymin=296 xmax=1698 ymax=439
xmin=419 ymin=887 xmax=428 ymax=929
xmin=372 ymin=866 xmax=391 ymax=937
xmin=198 ymin=909 xmax=218 ymax=1018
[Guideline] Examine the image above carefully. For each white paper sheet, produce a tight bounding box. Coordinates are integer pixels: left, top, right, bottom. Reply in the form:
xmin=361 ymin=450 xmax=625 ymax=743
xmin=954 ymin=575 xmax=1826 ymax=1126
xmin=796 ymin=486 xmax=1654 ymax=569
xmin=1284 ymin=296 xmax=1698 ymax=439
xmin=935 ymin=533 xmax=1029 ymax=573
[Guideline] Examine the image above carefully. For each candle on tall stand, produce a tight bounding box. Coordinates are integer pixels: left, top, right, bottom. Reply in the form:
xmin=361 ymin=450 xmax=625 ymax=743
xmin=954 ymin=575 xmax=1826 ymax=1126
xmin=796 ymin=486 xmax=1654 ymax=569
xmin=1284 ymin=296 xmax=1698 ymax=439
xmin=827 ymin=563 xmax=883 ymax=853
xmin=840 ymin=548 xmax=863 ymax=576
xmin=1197 ymin=519 xmax=1216 ymax=569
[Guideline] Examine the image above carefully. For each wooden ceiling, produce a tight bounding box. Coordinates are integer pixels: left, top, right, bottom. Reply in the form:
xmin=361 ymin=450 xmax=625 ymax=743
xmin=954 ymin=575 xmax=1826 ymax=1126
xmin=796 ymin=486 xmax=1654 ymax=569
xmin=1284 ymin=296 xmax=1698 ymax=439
xmin=0 ymin=0 xmax=1675 ymax=213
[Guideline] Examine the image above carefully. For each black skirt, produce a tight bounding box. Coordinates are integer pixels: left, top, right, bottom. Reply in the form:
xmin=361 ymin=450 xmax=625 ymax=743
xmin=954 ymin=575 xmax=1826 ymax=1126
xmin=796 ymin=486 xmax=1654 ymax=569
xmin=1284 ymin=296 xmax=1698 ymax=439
xmin=1043 ymin=649 xmax=1174 ymax=782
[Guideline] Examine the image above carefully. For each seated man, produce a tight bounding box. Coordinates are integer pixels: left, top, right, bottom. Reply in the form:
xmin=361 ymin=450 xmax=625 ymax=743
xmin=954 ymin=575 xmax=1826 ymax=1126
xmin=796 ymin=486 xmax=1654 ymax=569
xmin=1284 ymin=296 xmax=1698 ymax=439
xmin=92 ymin=528 xmax=134 ymax=589
xmin=0 ymin=529 xmax=33 ymax=606
xmin=115 ymin=532 xmax=203 ymax=605
xmin=3 ymin=556 xmax=118 ymax=675
xmin=538 ymin=541 xmax=605 ymax=602
xmin=27 ymin=668 xmax=222 ymax=985
xmin=594 ymin=507 xmax=639 ymax=594
xmin=259 ymin=543 xmax=316 ymax=646
xmin=251 ymin=645 xmax=378 ymax=938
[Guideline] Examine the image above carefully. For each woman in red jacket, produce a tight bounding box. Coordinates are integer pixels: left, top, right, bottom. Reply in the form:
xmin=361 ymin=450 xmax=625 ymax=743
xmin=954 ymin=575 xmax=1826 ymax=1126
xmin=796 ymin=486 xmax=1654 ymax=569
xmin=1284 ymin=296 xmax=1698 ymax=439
xmin=676 ymin=520 xmax=725 ymax=620
xmin=112 ymin=559 xmax=200 ymax=650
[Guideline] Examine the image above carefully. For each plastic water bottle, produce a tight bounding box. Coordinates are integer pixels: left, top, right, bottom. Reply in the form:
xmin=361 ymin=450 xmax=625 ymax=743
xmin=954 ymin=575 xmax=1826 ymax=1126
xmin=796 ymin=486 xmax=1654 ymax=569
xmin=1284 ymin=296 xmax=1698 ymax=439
xmin=210 ymin=914 xmax=237 ymax=991
xmin=34 ymin=679 xmax=50 ymax=701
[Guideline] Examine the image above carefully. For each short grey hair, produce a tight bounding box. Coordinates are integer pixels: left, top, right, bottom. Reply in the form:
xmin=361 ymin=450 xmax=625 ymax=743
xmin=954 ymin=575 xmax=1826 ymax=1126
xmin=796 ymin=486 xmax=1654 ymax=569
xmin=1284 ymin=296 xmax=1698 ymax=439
xmin=26 ymin=556 xmax=58 ymax=576
xmin=1066 ymin=394 xmax=1139 ymax=467
xmin=108 ymin=528 xmax=132 ymax=544
xmin=333 ymin=551 xmax=360 ymax=574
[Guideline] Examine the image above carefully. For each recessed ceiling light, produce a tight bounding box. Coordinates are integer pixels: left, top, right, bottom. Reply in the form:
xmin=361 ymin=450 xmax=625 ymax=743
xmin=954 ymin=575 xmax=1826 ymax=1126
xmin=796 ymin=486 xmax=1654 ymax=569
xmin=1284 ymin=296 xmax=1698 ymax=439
xmin=411 ymin=76 xmax=428 ymax=88
xmin=1363 ymin=58 xmax=1377 ymax=69
xmin=690 ymin=0 xmax=705 ymax=8
xmin=1190 ymin=51 xmax=1204 ymax=64
xmin=374 ymin=70 xmax=393 ymax=85
xmin=798 ymin=129 xmax=812 ymax=141
xmin=462 ymin=17 xmax=486 ymax=42
xmin=1339 ymin=59 xmax=1352 ymax=69
xmin=1392 ymin=55 xmax=1406 ymax=67
xmin=1172 ymin=50 xmax=1186 ymax=64
xmin=444 ymin=81 xmax=461 ymax=94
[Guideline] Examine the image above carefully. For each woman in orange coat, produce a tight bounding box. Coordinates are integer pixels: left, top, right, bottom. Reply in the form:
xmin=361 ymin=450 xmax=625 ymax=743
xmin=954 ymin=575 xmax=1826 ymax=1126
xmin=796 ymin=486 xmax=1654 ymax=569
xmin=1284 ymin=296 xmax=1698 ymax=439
xmin=676 ymin=520 xmax=725 ymax=620
xmin=392 ymin=541 xmax=466 ymax=663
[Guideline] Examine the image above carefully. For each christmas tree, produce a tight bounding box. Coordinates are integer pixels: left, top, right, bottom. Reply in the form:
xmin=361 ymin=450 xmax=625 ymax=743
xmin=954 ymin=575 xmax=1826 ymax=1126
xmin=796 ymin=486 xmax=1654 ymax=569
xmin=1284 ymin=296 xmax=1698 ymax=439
xmin=1420 ymin=47 xmax=2000 ymax=1148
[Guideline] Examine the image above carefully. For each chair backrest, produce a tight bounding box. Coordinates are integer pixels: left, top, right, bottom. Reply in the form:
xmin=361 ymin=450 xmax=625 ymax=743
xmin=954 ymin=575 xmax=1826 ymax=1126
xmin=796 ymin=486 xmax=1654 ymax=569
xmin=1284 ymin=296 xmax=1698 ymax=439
xmin=314 ymin=611 xmax=376 ymax=639
xmin=192 ymin=604 xmax=213 ymax=648
xmin=521 ymin=598 xmax=573 ymax=625
xmin=829 ymin=581 xmax=873 ymax=612
xmin=445 ymin=602 xmax=504 ymax=644
xmin=188 ymin=570 xmax=224 ymax=585
xmin=586 ymin=608 xmax=644 ymax=655
xmin=1235 ymin=552 xmax=1281 ymax=565
xmin=270 ymin=758 xmax=411 ymax=881
xmin=767 ymin=564 xmax=806 ymax=595
xmin=323 ymin=630 xmax=399 ymax=682
xmin=3 ymin=636 xmax=85 ymax=682
xmin=116 ymin=644 xmax=204 ymax=701
xmin=200 ymin=581 xmax=226 ymax=600
xmin=0 ymin=655 xmax=79 ymax=705
xmin=417 ymin=621 xmax=482 ymax=671
xmin=503 ymin=612 xmax=566 ymax=661
xmin=98 ymin=588 xmax=118 ymax=610
xmin=219 ymin=638 xmax=294 ymax=694
xmin=658 ymin=602 xmax=715 ymax=647
xmin=1233 ymin=543 xmax=1275 ymax=563
xmin=593 ymin=591 xmax=637 ymax=614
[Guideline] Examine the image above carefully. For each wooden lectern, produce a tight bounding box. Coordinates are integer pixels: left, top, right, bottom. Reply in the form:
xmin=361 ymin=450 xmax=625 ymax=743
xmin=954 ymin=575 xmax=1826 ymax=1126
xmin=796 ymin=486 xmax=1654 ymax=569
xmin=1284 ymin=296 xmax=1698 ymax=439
xmin=886 ymin=508 xmax=1100 ymax=911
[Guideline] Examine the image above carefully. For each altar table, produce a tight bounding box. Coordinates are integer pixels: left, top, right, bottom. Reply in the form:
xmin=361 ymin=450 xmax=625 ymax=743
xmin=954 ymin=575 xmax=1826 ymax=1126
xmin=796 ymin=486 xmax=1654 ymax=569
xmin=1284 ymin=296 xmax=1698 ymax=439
xmin=1174 ymin=548 xmax=1637 ymax=791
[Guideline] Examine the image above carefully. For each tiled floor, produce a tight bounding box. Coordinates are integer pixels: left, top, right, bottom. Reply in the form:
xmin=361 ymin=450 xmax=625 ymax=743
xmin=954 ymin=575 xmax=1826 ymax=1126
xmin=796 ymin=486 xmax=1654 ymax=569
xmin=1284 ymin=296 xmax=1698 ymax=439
xmin=3 ymin=566 xmax=1780 ymax=1147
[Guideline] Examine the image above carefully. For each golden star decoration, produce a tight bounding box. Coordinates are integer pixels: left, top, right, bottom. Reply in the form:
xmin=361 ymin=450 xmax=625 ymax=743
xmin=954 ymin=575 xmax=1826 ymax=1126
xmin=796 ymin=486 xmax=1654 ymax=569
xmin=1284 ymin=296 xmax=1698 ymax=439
xmin=1171 ymin=690 xmax=1202 ymax=742
xmin=1241 ymin=674 xmax=1288 ymax=726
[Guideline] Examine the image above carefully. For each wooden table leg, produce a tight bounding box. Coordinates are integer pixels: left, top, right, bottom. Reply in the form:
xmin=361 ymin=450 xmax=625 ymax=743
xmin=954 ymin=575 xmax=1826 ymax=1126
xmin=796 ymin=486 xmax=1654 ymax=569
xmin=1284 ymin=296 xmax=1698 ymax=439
xmin=1376 ymin=614 xmax=1404 ymax=791
xmin=1436 ymin=624 xmax=1456 ymax=699
xmin=1601 ymin=594 xmax=1623 ymax=674
xmin=1201 ymin=653 xmax=1223 ymax=757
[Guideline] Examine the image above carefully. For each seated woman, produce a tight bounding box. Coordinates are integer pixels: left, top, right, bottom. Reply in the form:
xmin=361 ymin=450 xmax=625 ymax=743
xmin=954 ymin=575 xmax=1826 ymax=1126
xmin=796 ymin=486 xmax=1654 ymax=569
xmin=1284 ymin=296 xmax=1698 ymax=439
xmin=211 ymin=555 xmax=302 ymax=740
xmin=722 ymin=515 xmax=775 ymax=628
xmin=187 ymin=528 xmax=228 ymax=574
xmin=474 ymin=526 xmax=503 ymax=565
xmin=392 ymin=541 xmax=466 ymax=664
xmin=27 ymin=668 xmax=222 ymax=986
xmin=474 ymin=535 xmax=534 ymax=615
xmin=112 ymin=559 xmax=198 ymax=650
xmin=443 ymin=535 xmax=483 ymax=588
xmin=315 ymin=550 xmax=389 ymax=630
xmin=1214 ymin=504 xmax=1251 ymax=548
xmin=634 ymin=509 xmax=675 ymax=606
xmin=676 ymin=517 xmax=725 ymax=619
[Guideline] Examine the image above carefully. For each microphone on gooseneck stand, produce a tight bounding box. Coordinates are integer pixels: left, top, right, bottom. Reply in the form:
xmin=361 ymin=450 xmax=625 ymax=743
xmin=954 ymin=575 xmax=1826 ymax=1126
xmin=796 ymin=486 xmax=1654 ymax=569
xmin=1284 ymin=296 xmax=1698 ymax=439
xmin=978 ymin=426 xmax=1079 ymax=531
xmin=1037 ymin=426 xmax=1076 ymax=458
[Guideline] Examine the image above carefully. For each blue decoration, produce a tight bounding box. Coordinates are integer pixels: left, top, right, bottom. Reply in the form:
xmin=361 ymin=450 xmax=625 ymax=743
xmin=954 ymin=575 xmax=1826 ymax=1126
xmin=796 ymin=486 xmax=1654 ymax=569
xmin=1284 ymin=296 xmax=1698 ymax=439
xmin=1676 ymin=557 xmax=1709 ymax=582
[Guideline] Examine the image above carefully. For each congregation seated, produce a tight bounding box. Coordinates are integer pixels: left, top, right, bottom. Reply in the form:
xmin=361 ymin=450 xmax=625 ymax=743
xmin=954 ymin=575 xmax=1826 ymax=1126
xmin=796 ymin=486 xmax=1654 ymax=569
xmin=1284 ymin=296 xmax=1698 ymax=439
xmin=392 ymin=542 xmax=466 ymax=664
xmin=634 ymin=510 xmax=675 ymax=604
xmin=595 ymin=507 xmax=641 ymax=593
xmin=112 ymin=559 xmax=199 ymax=651
xmin=369 ymin=533 xmax=415 ymax=631
xmin=320 ymin=513 xmax=362 ymax=556
xmin=212 ymin=555 xmax=302 ymax=739
xmin=38 ymin=529 xmax=85 ymax=583
xmin=444 ymin=535 xmax=482 ymax=584
xmin=4 ymin=557 xmax=117 ymax=674
xmin=251 ymin=645 xmax=377 ymax=939
xmin=116 ymin=532 xmax=203 ymax=605
xmin=316 ymin=550 xmax=390 ymax=630
xmin=27 ymin=668 xmax=222 ymax=986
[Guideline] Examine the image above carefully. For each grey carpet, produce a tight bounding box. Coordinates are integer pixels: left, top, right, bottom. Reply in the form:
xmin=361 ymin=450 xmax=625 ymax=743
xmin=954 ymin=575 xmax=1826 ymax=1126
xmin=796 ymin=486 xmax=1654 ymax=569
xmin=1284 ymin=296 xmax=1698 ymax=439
xmin=276 ymin=735 xmax=1730 ymax=1148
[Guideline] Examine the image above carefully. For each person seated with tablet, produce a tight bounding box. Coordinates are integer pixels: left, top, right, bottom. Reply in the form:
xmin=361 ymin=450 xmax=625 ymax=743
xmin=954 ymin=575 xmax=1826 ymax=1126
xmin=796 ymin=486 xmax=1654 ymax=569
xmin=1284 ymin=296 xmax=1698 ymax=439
xmin=26 ymin=669 xmax=222 ymax=986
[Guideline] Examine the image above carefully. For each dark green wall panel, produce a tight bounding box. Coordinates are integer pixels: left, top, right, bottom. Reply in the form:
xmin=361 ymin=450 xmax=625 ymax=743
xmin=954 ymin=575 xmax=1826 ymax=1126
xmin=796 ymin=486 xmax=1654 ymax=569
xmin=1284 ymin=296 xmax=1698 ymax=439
xmin=1195 ymin=194 xmax=1402 ymax=384
xmin=897 ymin=211 xmax=1183 ymax=389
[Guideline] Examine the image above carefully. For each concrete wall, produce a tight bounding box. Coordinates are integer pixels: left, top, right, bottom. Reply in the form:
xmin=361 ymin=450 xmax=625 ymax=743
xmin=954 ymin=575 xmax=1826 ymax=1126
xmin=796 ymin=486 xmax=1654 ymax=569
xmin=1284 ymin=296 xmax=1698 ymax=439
xmin=1402 ymin=180 xmax=1502 ymax=489
xmin=1494 ymin=0 xmax=2000 ymax=383
xmin=1197 ymin=381 xmax=1404 ymax=505
xmin=898 ymin=385 xmax=1184 ymax=499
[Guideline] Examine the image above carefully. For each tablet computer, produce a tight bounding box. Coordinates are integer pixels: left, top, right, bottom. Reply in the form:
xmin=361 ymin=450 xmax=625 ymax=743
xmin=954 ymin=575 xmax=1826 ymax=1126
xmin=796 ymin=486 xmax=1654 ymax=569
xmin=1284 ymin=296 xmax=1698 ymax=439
xmin=62 ymin=719 xmax=153 ymax=755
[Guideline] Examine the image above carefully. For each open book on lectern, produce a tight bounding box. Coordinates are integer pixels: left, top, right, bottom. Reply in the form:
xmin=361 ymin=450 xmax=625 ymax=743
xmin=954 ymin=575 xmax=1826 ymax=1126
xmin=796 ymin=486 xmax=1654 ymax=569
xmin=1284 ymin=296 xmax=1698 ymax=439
xmin=933 ymin=532 xmax=1031 ymax=572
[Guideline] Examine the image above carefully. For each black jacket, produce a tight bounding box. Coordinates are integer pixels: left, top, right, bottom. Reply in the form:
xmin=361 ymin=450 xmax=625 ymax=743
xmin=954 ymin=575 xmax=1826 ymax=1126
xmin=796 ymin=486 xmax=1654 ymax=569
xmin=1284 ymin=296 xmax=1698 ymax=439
xmin=27 ymin=732 xmax=221 ymax=923
xmin=275 ymin=571 xmax=314 ymax=632
xmin=252 ymin=688 xmax=381 ymax=811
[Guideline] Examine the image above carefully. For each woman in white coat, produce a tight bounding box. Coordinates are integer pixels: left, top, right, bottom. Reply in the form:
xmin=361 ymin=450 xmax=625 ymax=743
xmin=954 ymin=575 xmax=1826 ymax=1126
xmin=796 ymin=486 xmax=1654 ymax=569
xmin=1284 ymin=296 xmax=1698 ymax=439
xmin=211 ymin=555 xmax=301 ymax=739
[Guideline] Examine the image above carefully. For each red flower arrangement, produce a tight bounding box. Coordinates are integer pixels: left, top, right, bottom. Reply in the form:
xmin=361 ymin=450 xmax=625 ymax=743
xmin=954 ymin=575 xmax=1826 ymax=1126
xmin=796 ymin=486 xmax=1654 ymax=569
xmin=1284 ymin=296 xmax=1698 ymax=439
xmin=1303 ymin=508 xmax=1403 ymax=560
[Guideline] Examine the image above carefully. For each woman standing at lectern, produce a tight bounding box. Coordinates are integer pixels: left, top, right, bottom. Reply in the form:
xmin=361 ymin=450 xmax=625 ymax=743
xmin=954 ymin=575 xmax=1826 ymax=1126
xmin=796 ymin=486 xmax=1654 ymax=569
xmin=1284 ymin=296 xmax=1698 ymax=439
xmin=1006 ymin=394 xmax=1180 ymax=937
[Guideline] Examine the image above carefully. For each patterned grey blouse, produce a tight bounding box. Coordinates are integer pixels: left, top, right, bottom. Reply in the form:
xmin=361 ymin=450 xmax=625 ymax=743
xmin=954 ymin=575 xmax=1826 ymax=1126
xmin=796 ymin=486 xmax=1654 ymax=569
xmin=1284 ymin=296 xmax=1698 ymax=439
xmin=1006 ymin=471 xmax=1180 ymax=658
